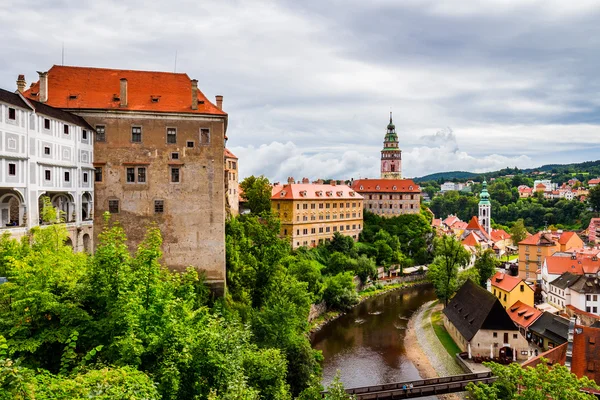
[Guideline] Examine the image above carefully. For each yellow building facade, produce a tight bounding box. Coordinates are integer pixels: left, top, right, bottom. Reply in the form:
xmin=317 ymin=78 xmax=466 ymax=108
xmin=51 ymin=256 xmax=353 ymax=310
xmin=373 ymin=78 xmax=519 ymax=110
xmin=489 ymin=272 xmax=534 ymax=308
xmin=271 ymin=182 xmax=363 ymax=249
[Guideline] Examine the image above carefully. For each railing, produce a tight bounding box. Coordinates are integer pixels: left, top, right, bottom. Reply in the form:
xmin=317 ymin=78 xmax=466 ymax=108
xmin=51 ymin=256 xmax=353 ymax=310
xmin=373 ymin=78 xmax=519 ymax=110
xmin=322 ymin=372 xmax=496 ymax=399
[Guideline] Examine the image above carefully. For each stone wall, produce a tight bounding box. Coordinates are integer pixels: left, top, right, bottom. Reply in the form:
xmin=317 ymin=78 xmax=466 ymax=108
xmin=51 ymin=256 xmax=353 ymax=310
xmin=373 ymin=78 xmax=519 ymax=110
xmin=308 ymin=301 xmax=327 ymax=322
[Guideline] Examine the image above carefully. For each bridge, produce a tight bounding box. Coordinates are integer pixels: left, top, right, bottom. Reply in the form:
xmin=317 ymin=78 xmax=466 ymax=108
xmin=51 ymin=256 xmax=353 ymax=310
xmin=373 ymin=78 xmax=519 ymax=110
xmin=323 ymin=372 xmax=496 ymax=399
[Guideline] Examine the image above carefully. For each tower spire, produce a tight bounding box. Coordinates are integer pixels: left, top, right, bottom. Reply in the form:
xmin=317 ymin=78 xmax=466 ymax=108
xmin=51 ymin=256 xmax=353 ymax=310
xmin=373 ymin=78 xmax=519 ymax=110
xmin=380 ymin=113 xmax=402 ymax=179
xmin=390 ymin=111 xmax=392 ymax=124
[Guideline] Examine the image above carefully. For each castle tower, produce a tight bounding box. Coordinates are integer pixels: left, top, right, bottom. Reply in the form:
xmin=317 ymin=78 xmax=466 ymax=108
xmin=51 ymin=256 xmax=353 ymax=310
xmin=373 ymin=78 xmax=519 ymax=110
xmin=479 ymin=180 xmax=491 ymax=234
xmin=380 ymin=112 xmax=402 ymax=179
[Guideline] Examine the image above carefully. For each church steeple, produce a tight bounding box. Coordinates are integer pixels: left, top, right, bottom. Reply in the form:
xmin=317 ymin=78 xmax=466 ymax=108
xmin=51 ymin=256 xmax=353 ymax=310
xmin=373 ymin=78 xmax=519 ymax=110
xmin=478 ymin=179 xmax=491 ymax=234
xmin=380 ymin=112 xmax=402 ymax=179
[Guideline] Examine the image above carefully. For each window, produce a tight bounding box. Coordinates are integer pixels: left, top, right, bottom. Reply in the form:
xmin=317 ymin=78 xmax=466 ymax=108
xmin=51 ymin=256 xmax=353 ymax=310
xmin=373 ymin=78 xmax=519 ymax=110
xmin=595 ymin=307 xmax=598 ymax=314
xmin=513 ymin=334 xmax=518 ymax=339
xmin=200 ymin=128 xmax=210 ymax=144
xmin=137 ymin=167 xmax=146 ymax=183
xmin=131 ymin=126 xmax=142 ymax=142
xmin=167 ymin=128 xmax=177 ymax=144
xmin=171 ymin=152 xmax=179 ymax=160
xmin=587 ymin=295 xmax=592 ymax=301
xmin=171 ymin=167 xmax=180 ymax=183
xmin=44 ymin=146 xmax=51 ymax=155
xmin=64 ymin=171 xmax=70 ymax=182
xmin=186 ymin=141 xmax=194 ymax=148
xmin=520 ymin=284 xmax=524 ymax=292
xmin=44 ymin=118 xmax=50 ymax=129
xmin=127 ymin=167 xmax=135 ymax=183
xmin=8 ymin=108 xmax=16 ymax=120
xmin=8 ymin=164 xmax=15 ymax=176
xmin=95 ymin=167 xmax=103 ymax=182
xmin=45 ymin=170 xmax=51 ymax=181
xmin=154 ymin=200 xmax=164 ymax=213
xmin=82 ymin=130 xmax=88 ymax=140
xmin=95 ymin=125 xmax=106 ymax=142
xmin=63 ymin=124 xmax=69 ymax=134
xmin=595 ymin=295 xmax=598 ymax=302
xmin=108 ymin=200 xmax=119 ymax=214
xmin=493 ymin=332 xmax=498 ymax=338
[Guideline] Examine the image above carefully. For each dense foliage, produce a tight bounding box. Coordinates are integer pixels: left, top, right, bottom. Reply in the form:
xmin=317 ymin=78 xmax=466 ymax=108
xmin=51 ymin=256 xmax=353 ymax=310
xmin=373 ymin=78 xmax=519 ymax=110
xmin=240 ymin=175 xmax=273 ymax=214
xmin=426 ymin=235 xmax=470 ymax=306
xmin=467 ymin=361 xmax=599 ymax=399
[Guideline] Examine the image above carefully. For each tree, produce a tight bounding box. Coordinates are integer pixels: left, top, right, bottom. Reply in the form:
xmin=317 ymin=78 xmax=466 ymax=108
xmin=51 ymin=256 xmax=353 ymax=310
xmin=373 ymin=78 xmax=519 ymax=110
xmin=474 ymin=248 xmax=499 ymax=287
xmin=510 ymin=219 xmax=528 ymax=244
xmin=240 ymin=175 xmax=272 ymax=214
xmin=427 ymin=236 xmax=470 ymax=306
xmin=323 ymin=272 xmax=359 ymax=311
xmin=589 ymin=185 xmax=600 ymax=213
xmin=355 ymin=255 xmax=377 ymax=284
xmin=467 ymin=361 xmax=599 ymax=399
xmin=328 ymin=232 xmax=356 ymax=256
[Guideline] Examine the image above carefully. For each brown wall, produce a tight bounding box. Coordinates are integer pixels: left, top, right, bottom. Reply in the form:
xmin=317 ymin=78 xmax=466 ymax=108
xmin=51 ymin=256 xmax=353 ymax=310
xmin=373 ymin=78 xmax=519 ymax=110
xmin=81 ymin=111 xmax=226 ymax=290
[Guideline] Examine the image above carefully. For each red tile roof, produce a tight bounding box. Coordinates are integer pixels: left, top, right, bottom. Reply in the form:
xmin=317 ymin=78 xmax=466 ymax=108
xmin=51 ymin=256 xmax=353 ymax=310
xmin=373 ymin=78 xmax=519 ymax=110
xmin=452 ymin=221 xmax=468 ymax=230
xmin=443 ymin=215 xmax=460 ymax=227
xmin=545 ymin=254 xmax=600 ymax=276
xmin=507 ymin=300 xmax=542 ymax=328
xmin=589 ymin=178 xmax=600 ymax=185
xmin=491 ymin=229 xmax=512 ymax=242
xmin=23 ymin=65 xmax=226 ymax=116
xmin=519 ymin=232 xmax=556 ymax=246
xmin=558 ymin=231 xmax=577 ymax=245
xmin=352 ymin=179 xmax=420 ymax=193
xmin=224 ymin=148 xmax=238 ymax=159
xmin=464 ymin=216 xmax=491 ymax=240
xmin=462 ymin=232 xmax=480 ymax=247
xmin=570 ymin=325 xmax=600 ymax=384
xmin=490 ymin=271 xmax=527 ymax=292
xmin=271 ymin=183 xmax=363 ymax=201
xmin=432 ymin=218 xmax=442 ymax=227
xmin=522 ymin=342 xmax=567 ymax=369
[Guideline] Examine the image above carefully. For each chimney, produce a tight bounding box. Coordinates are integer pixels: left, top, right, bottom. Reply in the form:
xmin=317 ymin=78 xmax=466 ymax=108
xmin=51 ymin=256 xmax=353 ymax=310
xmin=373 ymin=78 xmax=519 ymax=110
xmin=287 ymin=177 xmax=295 ymax=184
xmin=37 ymin=71 xmax=48 ymax=103
xmin=317 ymin=179 xmax=324 ymax=185
xmin=120 ymin=78 xmax=128 ymax=107
xmin=215 ymin=95 xmax=223 ymax=110
xmin=331 ymin=180 xmax=336 ymax=186
xmin=302 ymin=177 xmax=309 ymax=184
xmin=191 ymin=79 xmax=198 ymax=110
xmin=565 ymin=317 xmax=577 ymax=371
xmin=16 ymin=75 xmax=26 ymax=93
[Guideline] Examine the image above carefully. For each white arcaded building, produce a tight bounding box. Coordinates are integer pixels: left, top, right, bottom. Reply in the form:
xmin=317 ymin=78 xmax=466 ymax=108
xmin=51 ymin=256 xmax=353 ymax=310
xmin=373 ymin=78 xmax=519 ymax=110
xmin=0 ymin=84 xmax=94 ymax=251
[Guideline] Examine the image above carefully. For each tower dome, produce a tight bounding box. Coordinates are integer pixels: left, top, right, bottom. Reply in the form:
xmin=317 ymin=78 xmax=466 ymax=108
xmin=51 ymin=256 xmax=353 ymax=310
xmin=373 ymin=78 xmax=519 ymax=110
xmin=380 ymin=112 xmax=402 ymax=179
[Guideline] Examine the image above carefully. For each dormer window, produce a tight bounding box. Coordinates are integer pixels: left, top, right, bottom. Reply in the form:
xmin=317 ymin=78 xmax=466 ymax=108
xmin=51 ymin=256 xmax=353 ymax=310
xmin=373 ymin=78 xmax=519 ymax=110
xmin=326 ymin=191 xmax=333 ymax=197
xmin=392 ymin=186 xmax=397 ymax=190
xmin=359 ymin=186 xmax=363 ymax=190
xmin=69 ymin=94 xmax=78 ymax=100
xmin=409 ymin=186 xmax=413 ymax=190
xmin=280 ymin=191 xmax=286 ymax=197
xmin=151 ymin=96 xmax=160 ymax=103
xmin=336 ymin=191 xmax=343 ymax=197
xmin=349 ymin=191 xmax=355 ymax=196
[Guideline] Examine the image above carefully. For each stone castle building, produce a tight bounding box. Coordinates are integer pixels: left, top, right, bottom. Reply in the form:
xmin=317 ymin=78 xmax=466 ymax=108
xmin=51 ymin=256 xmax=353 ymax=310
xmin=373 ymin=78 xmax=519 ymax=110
xmin=23 ymin=65 xmax=228 ymax=292
xmin=352 ymin=114 xmax=421 ymax=217
xmin=224 ymin=148 xmax=239 ymax=216
xmin=0 ymin=87 xmax=94 ymax=250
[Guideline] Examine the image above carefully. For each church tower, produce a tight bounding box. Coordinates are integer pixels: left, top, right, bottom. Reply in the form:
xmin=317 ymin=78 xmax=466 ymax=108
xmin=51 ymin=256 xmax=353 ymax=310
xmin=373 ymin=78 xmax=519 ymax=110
xmin=479 ymin=180 xmax=491 ymax=234
xmin=380 ymin=112 xmax=402 ymax=179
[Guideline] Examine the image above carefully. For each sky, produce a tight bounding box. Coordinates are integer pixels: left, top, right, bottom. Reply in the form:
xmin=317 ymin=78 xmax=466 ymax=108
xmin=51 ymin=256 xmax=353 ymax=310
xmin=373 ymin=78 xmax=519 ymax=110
xmin=2 ymin=0 xmax=600 ymax=182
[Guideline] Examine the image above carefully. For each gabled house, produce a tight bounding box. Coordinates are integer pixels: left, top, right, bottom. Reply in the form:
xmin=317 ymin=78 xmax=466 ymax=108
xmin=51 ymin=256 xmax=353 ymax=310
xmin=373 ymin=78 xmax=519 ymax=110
xmin=528 ymin=312 xmax=569 ymax=350
xmin=489 ymin=271 xmax=535 ymax=308
xmin=443 ymin=279 xmax=530 ymax=361
xmin=506 ymin=300 xmax=542 ymax=336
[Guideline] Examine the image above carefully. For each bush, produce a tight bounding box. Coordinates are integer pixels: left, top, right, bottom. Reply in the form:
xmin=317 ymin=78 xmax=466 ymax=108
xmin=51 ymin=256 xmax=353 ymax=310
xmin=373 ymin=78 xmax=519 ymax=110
xmin=323 ymin=272 xmax=359 ymax=311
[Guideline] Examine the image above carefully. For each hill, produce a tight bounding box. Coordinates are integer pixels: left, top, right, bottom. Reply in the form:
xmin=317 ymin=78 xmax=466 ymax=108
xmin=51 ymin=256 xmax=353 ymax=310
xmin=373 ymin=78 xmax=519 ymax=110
xmin=415 ymin=160 xmax=600 ymax=183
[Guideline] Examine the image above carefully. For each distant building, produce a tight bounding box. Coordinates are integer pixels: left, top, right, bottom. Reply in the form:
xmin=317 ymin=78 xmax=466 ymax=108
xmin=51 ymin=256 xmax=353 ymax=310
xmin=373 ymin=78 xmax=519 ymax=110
xmin=224 ymin=148 xmax=239 ymax=215
xmin=534 ymin=179 xmax=556 ymax=191
xmin=518 ymin=231 xmax=584 ymax=282
xmin=440 ymin=182 xmax=464 ymax=192
xmin=380 ymin=113 xmax=402 ymax=179
xmin=527 ymin=312 xmax=569 ymax=350
xmin=271 ymin=179 xmax=363 ymax=249
xmin=0 ymin=87 xmax=94 ymax=251
xmin=506 ymin=300 xmax=542 ymax=337
xmin=540 ymin=249 xmax=600 ymax=302
xmin=588 ymin=178 xmax=600 ymax=188
xmin=518 ymin=185 xmax=533 ymax=198
xmin=588 ymin=218 xmax=600 ymax=243
xmin=488 ymin=271 xmax=534 ymax=308
xmin=352 ymin=178 xmax=420 ymax=217
xmin=443 ymin=279 xmax=530 ymax=361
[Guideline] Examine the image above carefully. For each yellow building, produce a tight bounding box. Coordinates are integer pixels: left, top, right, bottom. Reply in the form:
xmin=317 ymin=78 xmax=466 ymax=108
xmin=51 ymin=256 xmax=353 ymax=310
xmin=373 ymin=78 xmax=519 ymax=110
xmin=271 ymin=180 xmax=363 ymax=249
xmin=518 ymin=231 xmax=584 ymax=282
xmin=489 ymin=271 xmax=534 ymax=308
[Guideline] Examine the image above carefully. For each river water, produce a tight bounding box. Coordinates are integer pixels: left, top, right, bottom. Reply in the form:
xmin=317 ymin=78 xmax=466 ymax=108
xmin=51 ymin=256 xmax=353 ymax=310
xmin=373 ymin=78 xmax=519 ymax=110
xmin=312 ymin=285 xmax=437 ymax=389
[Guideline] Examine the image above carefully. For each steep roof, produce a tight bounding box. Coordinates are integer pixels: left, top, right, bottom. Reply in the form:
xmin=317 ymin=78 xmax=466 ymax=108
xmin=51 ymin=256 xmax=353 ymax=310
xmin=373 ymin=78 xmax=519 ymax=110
xmin=491 ymin=229 xmax=511 ymax=242
xmin=568 ymin=275 xmax=600 ymax=295
xmin=352 ymin=179 xmax=420 ymax=193
xmin=558 ymin=231 xmax=577 ymax=245
xmin=224 ymin=148 xmax=238 ymax=159
xmin=550 ymin=272 xmax=583 ymax=290
xmin=0 ymin=87 xmax=30 ymax=109
xmin=464 ymin=216 xmax=491 ymax=240
xmin=23 ymin=65 xmax=226 ymax=116
xmin=519 ymin=232 xmax=556 ymax=246
xmin=545 ymin=253 xmax=600 ymax=276
xmin=507 ymin=300 xmax=542 ymax=328
xmin=271 ymin=183 xmax=362 ymax=201
xmin=443 ymin=215 xmax=459 ymax=227
xmin=522 ymin=342 xmax=567 ymax=368
xmin=529 ymin=312 xmax=569 ymax=345
xmin=432 ymin=218 xmax=442 ymax=227
xmin=461 ymin=232 xmax=481 ymax=247
xmin=444 ymin=279 xmax=517 ymax=342
xmin=490 ymin=272 xmax=528 ymax=293
xmin=589 ymin=178 xmax=600 ymax=185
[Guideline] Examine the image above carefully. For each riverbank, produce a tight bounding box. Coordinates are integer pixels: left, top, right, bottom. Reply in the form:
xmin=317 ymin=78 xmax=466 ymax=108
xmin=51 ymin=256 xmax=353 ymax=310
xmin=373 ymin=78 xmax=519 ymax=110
xmin=309 ymin=279 xmax=428 ymax=335
xmin=405 ymin=301 xmax=464 ymax=400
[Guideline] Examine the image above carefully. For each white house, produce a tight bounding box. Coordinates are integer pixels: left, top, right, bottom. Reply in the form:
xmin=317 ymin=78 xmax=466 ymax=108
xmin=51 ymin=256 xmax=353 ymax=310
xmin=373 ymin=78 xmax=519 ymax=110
xmin=440 ymin=182 xmax=464 ymax=192
xmin=0 ymin=87 xmax=94 ymax=251
xmin=539 ymin=251 xmax=600 ymax=302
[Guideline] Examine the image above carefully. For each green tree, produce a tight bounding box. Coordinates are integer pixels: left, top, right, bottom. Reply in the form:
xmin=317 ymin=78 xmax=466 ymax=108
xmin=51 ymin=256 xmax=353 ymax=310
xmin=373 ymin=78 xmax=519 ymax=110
xmin=326 ymin=252 xmax=356 ymax=276
xmin=240 ymin=175 xmax=272 ymax=214
xmin=588 ymin=185 xmax=600 ymax=213
xmin=323 ymin=272 xmax=359 ymax=311
xmin=467 ymin=361 xmax=599 ymax=399
xmin=427 ymin=236 xmax=470 ymax=306
xmin=510 ymin=219 xmax=529 ymax=244
xmin=474 ymin=248 xmax=499 ymax=287
xmin=355 ymin=255 xmax=377 ymax=284
xmin=328 ymin=232 xmax=356 ymax=256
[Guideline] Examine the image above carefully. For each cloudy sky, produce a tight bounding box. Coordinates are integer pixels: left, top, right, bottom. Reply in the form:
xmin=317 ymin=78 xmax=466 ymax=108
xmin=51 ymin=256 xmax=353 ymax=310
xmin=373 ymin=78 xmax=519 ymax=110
xmin=2 ymin=0 xmax=600 ymax=181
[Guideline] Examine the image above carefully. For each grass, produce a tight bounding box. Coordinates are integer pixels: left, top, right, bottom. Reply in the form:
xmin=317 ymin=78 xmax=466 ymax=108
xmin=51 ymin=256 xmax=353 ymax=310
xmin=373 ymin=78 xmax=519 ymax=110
xmin=358 ymin=279 xmax=426 ymax=300
xmin=500 ymin=254 xmax=518 ymax=262
xmin=309 ymin=310 xmax=342 ymax=331
xmin=430 ymin=310 xmax=462 ymax=358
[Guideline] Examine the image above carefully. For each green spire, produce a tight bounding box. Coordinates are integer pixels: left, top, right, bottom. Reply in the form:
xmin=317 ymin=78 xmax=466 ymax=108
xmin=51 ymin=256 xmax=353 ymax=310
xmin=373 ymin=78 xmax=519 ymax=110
xmin=387 ymin=111 xmax=395 ymax=130
xmin=479 ymin=179 xmax=491 ymax=205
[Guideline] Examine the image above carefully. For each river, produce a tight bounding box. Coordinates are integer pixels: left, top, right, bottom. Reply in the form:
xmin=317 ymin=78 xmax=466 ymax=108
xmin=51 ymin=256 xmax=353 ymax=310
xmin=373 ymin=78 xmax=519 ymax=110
xmin=312 ymin=284 xmax=437 ymax=389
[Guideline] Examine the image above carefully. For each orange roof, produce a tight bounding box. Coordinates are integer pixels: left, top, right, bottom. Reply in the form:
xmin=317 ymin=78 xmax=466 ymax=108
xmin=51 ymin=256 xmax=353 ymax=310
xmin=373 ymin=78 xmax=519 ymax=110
xmin=432 ymin=218 xmax=442 ymax=227
xmin=461 ymin=232 xmax=480 ymax=247
xmin=352 ymin=179 xmax=420 ymax=193
xmin=23 ymin=65 xmax=226 ymax=116
xmin=491 ymin=229 xmax=511 ymax=242
xmin=571 ymin=325 xmax=600 ymax=384
xmin=589 ymin=178 xmax=600 ymax=184
xmin=519 ymin=232 xmax=556 ymax=246
xmin=452 ymin=221 xmax=468 ymax=230
xmin=522 ymin=342 xmax=567 ymax=369
xmin=443 ymin=215 xmax=460 ymax=227
xmin=558 ymin=231 xmax=577 ymax=245
xmin=465 ymin=216 xmax=491 ymax=240
xmin=507 ymin=300 xmax=542 ymax=328
xmin=545 ymin=254 xmax=600 ymax=275
xmin=224 ymin=148 xmax=238 ymax=159
xmin=536 ymin=183 xmax=547 ymax=189
xmin=490 ymin=271 xmax=528 ymax=292
xmin=271 ymin=183 xmax=363 ymax=201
